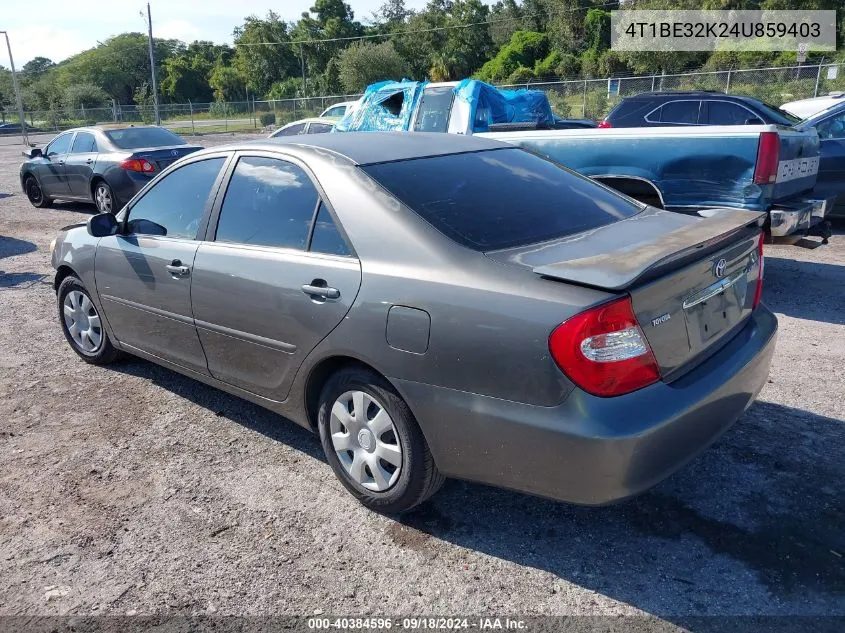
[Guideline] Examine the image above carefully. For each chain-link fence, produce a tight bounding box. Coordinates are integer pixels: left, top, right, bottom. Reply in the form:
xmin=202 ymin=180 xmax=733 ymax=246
xmin=5 ymin=63 xmax=845 ymax=136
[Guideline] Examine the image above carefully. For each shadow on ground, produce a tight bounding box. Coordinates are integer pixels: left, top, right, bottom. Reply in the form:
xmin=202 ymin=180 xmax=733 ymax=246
xmin=763 ymin=255 xmax=845 ymax=325
xmin=0 ymin=235 xmax=37 ymax=259
xmin=107 ymin=355 xmax=845 ymax=621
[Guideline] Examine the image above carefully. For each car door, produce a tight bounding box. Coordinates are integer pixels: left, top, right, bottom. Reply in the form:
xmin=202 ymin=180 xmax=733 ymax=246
xmin=94 ymin=154 xmax=230 ymax=373
xmin=39 ymin=132 xmax=74 ymax=197
xmin=190 ymin=152 xmax=361 ymax=400
xmin=703 ymin=100 xmax=763 ymax=126
xmin=811 ymin=110 xmax=845 ymax=215
xmin=64 ymin=131 xmax=99 ymax=198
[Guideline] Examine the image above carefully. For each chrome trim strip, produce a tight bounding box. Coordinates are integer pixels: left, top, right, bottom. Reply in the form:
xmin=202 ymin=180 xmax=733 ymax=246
xmin=682 ymin=269 xmax=745 ymax=310
xmin=195 ymin=319 xmax=297 ymax=354
xmin=100 ymin=294 xmax=194 ymax=325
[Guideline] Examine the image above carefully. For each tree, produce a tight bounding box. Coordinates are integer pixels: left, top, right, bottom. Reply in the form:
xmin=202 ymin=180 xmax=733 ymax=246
xmin=160 ymin=41 xmax=231 ymax=102
xmin=233 ymin=12 xmax=298 ymax=97
xmin=209 ymin=61 xmax=246 ymax=101
xmin=337 ymin=41 xmax=409 ymax=92
xmin=22 ymin=57 xmax=55 ymax=78
xmin=476 ymin=31 xmax=549 ymax=83
xmin=64 ymin=83 xmax=109 ymax=108
xmin=489 ymin=0 xmax=523 ymax=47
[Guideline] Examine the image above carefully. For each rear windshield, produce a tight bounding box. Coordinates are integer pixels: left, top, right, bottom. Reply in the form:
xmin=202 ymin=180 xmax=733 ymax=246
xmin=104 ymin=127 xmax=186 ymax=149
xmin=756 ymin=100 xmax=801 ymax=125
xmin=361 ymin=148 xmax=641 ymax=251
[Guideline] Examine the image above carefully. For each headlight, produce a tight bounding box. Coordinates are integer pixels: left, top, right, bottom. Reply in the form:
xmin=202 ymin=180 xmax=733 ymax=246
xmin=49 ymin=238 xmax=57 ymax=257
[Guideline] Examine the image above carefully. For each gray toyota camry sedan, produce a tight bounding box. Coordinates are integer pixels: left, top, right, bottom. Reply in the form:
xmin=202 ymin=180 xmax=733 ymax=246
xmin=50 ymin=132 xmax=777 ymax=513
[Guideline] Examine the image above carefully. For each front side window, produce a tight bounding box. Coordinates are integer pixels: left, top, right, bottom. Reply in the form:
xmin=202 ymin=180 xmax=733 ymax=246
xmin=46 ymin=133 xmax=72 ymax=156
xmin=323 ymin=106 xmax=345 ymax=118
xmin=127 ymin=157 xmax=225 ymax=239
xmin=707 ymin=101 xmax=759 ymax=125
xmin=273 ymin=123 xmax=306 ymax=137
xmin=215 ymin=156 xmax=319 ymax=250
xmin=659 ymin=101 xmax=700 ymax=124
xmin=71 ymin=132 xmax=97 ymax=153
xmin=362 ymin=148 xmax=641 ymax=251
xmin=816 ymin=112 xmax=845 ymax=139
xmin=307 ymin=122 xmax=334 ymax=134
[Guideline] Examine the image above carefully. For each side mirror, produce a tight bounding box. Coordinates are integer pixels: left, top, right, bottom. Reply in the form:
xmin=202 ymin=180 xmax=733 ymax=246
xmin=23 ymin=147 xmax=42 ymax=159
xmin=87 ymin=213 xmax=119 ymax=237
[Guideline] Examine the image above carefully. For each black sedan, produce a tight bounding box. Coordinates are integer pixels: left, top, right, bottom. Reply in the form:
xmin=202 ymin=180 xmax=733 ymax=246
xmin=20 ymin=126 xmax=202 ymax=213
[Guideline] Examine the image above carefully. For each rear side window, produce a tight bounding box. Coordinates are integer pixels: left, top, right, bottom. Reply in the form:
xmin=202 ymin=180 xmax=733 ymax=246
xmin=104 ymin=127 xmax=185 ymax=149
xmin=71 ymin=132 xmax=97 ymax=153
xmin=215 ymin=156 xmax=319 ymax=250
xmin=361 ymin=148 xmax=641 ymax=251
xmin=273 ymin=122 xmax=306 ymax=137
xmin=127 ymin=158 xmax=225 ymax=239
xmin=323 ymin=106 xmax=346 ymax=118
xmin=707 ymin=101 xmax=759 ymax=125
xmin=413 ymin=86 xmax=455 ymax=133
xmin=310 ymin=202 xmax=351 ymax=256
xmin=659 ymin=101 xmax=700 ymax=124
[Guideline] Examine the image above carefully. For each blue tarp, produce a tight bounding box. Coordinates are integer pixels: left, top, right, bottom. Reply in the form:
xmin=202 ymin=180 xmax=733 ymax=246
xmin=334 ymin=79 xmax=554 ymax=133
xmin=334 ymin=80 xmax=422 ymax=132
xmin=453 ymin=79 xmax=554 ymax=131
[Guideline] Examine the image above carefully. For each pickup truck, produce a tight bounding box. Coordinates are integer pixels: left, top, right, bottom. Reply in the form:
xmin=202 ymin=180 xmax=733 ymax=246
xmin=336 ymin=79 xmax=833 ymax=238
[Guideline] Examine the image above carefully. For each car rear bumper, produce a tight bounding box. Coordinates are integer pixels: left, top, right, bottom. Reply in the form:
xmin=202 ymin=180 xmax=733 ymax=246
xmin=393 ymin=305 xmax=777 ymax=505
xmin=769 ymin=195 xmax=835 ymax=236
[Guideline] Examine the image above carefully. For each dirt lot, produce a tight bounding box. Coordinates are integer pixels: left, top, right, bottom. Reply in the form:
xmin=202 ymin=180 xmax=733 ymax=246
xmin=0 ymin=133 xmax=843 ymax=625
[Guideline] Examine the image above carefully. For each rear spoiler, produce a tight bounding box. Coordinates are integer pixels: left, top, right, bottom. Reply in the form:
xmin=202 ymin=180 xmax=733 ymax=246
xmin=532 ymin=208 xmax=765 ymax=291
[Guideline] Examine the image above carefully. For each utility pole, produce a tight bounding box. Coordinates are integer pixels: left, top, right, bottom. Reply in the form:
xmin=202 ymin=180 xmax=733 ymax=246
xmin=143 ymin=3 xmax=161 ymax=125
xmin=299 ymin=43 xmax=306 ymax=96
xmin=0 ymin=31 xmax=28 ymax=146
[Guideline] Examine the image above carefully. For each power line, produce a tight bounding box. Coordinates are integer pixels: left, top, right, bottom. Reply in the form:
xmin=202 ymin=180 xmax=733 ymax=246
xmin=237 ymin=1 xmax=619 ymax=47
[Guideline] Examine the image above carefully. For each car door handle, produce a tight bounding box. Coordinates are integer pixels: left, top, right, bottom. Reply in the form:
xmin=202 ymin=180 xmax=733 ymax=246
xmin=85 ymin=158 xmax=94 ymax=164
xmin=301 ymin=283 xmax=340 ymax=299
xmin=165 ymin=260 xmax=190 ymax=276
xmin=57 ymin=160 xmax=65 ymax=165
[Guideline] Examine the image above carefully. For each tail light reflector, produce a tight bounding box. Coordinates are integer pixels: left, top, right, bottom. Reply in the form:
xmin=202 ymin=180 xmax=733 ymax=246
xmin=752 ymin=231 xmax=765 ymax=309
xmin=549 ymin=296 xmax=660 ymax=397
xmin=752 ymin=131 xmax=779 ymax=184
xmin=120 ymin=158 xmax=156 ymax=173
xmin=597 ymin=120 xmax=612 ymax=128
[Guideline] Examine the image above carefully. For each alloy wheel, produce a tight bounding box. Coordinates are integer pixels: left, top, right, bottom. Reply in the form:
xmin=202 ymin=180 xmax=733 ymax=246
xmin=63 ymin=290 xmax=103 ymax=353
xmin=95 ymin=184 xmax=113 ymax=213
xmin=329 ymin=390 xmax=403 ymax=492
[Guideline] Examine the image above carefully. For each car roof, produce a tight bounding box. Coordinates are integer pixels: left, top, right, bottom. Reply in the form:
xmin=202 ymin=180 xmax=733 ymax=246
xmin=197 ymin=131 xmax=509 ymax=166
xmin=627 ymin=91 xmax=751 ymax=101
xmin=280 ymin=117 xmax=339 ymax=126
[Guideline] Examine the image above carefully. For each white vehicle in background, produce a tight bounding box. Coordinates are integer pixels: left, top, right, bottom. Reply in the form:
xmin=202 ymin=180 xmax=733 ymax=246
xmin=781 ymin=93 xmax=845 ymax=119
xmin=319 ymin=100 xmax=358 ymax=118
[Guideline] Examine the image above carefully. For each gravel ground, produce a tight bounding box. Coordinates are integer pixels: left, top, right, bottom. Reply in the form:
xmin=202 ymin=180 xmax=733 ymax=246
xmin=0 ymin=133 xmax=843 ymax=626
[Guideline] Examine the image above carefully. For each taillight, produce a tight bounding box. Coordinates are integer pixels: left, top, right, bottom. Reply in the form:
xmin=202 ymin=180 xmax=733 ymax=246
xmin=752 ymin=231 xmax=765 ymax=309
xmin=549 ymin=296 xmax=660 ymax=397
xmin=597 ymin=120 xmax=612 ymax=128
xmin=120 ymin=158 xmax=156 ymax=173
xmin=752 ymin=131 xmax=779 ymax=184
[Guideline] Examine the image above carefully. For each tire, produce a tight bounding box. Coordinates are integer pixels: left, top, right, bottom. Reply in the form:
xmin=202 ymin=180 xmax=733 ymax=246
xmin=24 ymin=175 xmax=52 ymax=208
xmin=57 ymin=275 xmax=121 ymax=365
xmin=93 ymin=180 xmax=116 ymax=214
xmin=318 ymin=367 xmax=445 ymax=514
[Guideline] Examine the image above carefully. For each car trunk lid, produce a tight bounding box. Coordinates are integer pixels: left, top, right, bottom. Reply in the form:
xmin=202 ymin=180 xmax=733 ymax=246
xmin=486 ymin=207 xmax=765 ymax=380
xmin=129 ymin=145 xmax=203 ymax=171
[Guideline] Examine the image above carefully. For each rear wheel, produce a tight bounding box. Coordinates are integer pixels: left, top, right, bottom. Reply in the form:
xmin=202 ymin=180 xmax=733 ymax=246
xmin=93 ymin=180 xmax=115 ymax=214
xmin=318 ymin=367 xmax=445 ymax=514
xmin=24 ymin=175 xmax=52 ymax=208
xmin=58 ymin=275 xmax=120 ymax=365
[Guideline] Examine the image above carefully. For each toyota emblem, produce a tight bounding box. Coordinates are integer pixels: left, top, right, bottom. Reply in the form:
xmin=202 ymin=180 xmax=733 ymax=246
xmin=713 ymin=258 xmax=727 ymax=278
xmin=171 ymin=150 xmax=178 ymax=156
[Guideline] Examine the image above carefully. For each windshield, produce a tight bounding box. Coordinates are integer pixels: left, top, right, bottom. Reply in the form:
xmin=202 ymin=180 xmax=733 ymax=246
xmin=757 ymin=100 xmax=801 ymax=125
xmin=361 ymin=148 xmax=641 ymax=251
xmin=104 ymin=127 xmax=186 ymax=149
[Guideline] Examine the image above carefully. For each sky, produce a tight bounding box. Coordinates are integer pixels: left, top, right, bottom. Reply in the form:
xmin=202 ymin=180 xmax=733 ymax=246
xmin=1 ymin=0 xmax=440 ymax=68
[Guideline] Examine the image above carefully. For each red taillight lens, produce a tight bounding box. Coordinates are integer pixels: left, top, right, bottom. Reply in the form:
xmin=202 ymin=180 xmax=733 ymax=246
xmin=549 ymin=296 xmax=660 ymax=397
xmin=120 ymin=158 xmax=156 ymax=173
xmin=752 ymin=231 xmax=765 ymax=309
xmin=597 ymin=120 xmax=612 ymax=128
xmin=752 ymin=131 xmax=779 ymax=185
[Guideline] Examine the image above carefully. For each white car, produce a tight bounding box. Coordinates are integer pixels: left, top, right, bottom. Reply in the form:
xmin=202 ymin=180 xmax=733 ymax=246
xmin=319 ymin=101 xmax=358 ymax=119
xmin=781 ymin=93 xmax=845 ymax=119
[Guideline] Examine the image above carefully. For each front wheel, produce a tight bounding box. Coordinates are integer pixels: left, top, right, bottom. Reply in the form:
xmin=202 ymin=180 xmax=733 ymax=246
xmin=57 ymin=275 xmax=121 ymax=365
xmin=93 ymin=180 xmax=116 ymax=214
xmin=318 ymin=367 xmax=445 ymax=514
xmin=24 ymin=175 xmax=52 ymax=208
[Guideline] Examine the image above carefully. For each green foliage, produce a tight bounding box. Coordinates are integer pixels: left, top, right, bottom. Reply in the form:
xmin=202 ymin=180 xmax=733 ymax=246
xmin=476 ymin=31 xmax=549 ymax=83
xmin=534 ymin=51 xmax=562 ymax=79
xmin=507 ymin=65 xmax=536 ymax=84
xmin=259 ymin=112 xmax=276 ymax=126
xmin=64 ymin=83 xmax=109 ymax=108
xmin=337 ymin=41 xmax=409 ymax=92
xmin=209 ymin=62 xmax=245 ymax=101
xmin=545 ymin=91 xmax=572 ymax=117
xmin=133 ymin=83 xmax=155 ymax=124
xmin=234 ymin=12 xmax=298 ymax=96
xmin=267 ymin=77 xmax=304 ymax=100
